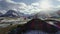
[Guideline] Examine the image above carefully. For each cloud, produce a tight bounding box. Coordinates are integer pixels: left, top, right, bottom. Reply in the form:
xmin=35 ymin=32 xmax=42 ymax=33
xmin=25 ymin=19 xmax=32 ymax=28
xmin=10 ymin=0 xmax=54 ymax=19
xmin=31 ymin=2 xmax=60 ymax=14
xmin=57 ymin=5 xmax=60 ymax=8
xmin=0 ymin=0 xmax=25 ymax=13
xmin=0 ymin=0 xmax=60 ymax=15
xmin=0 ymin=0 xmax=42 ymax=14
xmin=55 ymin=5 xmax=60 ymax=10
xmin=40 ymin=0 xmax=53 ymax=10
xmin=57 ymin=0 xmax=60 ymax=1
xmin=31 ymin=0 xmax=54 ymax=11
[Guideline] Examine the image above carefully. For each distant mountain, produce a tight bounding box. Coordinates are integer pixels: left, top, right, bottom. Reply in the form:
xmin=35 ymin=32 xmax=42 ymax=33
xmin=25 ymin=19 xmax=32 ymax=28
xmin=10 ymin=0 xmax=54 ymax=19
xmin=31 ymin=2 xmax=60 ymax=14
xmin=2 ymin=10 xmax=20 ymax=17
xmin=1 ymin=10 xmax=30 ymax=17
xmin=31 ymin=11 xmax=60 ymax=19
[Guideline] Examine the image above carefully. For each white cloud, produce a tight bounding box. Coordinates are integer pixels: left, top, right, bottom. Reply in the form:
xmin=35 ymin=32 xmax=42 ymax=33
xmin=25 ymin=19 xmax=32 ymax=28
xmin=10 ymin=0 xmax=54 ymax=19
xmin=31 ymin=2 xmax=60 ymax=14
xmin=31 ymin=0 xmax=54 ymax=11
xmin=0 ymin=0 xmax=60 ymax=15
xmin=54 ymin=5 xmax=60 ymax=10
xmin=0 ymin=0 xmax=29 ymax=14
xmin=56 ymin=5 xmax=60 ymax=8
xmin=5 ymin=0 xmax=17 ymax=4
xmin=57 ymin=0 xmax=60 ymax=1
xmin=40 ymin=0 xmax=51 ymax=10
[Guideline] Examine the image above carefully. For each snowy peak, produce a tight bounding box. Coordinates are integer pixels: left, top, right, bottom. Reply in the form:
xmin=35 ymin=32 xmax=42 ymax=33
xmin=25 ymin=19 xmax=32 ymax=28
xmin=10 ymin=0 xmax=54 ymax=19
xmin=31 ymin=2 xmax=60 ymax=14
xmin=4 ymin=10 xmax=19 ymax=17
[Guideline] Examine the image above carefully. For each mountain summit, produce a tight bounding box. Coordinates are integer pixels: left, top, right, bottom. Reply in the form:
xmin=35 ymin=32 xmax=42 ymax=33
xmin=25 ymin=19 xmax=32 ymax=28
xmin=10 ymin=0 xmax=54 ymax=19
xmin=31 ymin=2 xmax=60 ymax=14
xmin=1 ymin=10 xmax=20 ymax=17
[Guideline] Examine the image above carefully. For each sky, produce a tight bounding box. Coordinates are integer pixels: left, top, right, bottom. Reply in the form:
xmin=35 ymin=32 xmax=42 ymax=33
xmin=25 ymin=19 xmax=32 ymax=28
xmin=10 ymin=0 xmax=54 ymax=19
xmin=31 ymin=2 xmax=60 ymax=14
xmin=0 ymin=0 xmax=60 ymax=14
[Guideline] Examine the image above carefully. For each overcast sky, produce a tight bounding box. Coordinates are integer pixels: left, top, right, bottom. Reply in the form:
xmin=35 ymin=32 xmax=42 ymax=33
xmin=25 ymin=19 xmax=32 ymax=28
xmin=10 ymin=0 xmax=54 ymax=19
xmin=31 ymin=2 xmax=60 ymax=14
xmin=0 ymin=0 xmax=60 ymax=14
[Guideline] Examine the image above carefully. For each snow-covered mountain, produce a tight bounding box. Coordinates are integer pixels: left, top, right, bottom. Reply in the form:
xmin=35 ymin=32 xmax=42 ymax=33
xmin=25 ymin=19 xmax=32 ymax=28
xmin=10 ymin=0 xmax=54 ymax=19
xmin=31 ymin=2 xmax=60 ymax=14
xmin=1 ymin=10 xmax=30 ymax=17
xmin=1 ymin=10 xmax=60 ymax=18
xmin=3 ymin=10 xmax=19 ymax=17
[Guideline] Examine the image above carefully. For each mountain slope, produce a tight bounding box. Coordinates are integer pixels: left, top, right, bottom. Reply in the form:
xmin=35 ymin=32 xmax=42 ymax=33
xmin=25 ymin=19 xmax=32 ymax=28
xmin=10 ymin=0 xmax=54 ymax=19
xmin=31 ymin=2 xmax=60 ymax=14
xmin=3 ymin=10 xmax=19 ymax=17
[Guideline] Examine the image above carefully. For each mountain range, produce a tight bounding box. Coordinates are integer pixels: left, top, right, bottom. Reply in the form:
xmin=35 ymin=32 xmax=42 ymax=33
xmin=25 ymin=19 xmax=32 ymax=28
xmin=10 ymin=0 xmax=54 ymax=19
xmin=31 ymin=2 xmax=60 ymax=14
xmin=0 ymin=10 xmax=60 ymax=18
xmin=0 ymin=10 xmax=28 ymax=17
